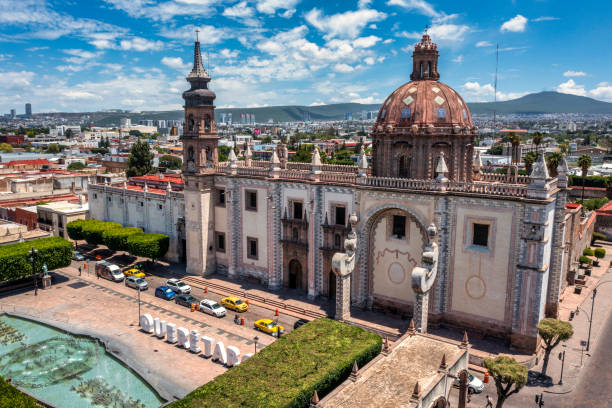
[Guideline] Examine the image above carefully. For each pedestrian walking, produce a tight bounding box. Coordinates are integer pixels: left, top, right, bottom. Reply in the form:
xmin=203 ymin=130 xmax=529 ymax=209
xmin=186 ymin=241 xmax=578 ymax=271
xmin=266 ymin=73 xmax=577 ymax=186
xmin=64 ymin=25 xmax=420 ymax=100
xmin=485 ymin=395 xmax=494 ymax=408
xmin=78 ymin=266 xmax=82 ymax=276
xmin=234 ymin=315 xmax=240 ymax=325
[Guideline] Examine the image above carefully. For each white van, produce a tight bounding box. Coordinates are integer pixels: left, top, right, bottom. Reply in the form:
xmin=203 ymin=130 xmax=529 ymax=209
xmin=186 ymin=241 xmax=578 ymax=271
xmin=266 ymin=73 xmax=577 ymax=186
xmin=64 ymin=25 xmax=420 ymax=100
xmin=95 ymin=261 xmax=124 ymax=282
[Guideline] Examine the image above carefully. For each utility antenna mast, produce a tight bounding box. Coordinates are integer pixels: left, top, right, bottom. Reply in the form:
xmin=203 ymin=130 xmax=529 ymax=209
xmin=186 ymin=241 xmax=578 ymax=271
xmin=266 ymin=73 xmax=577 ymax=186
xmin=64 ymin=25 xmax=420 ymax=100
xmin=494 ymin=43 xmax=499 ymax=129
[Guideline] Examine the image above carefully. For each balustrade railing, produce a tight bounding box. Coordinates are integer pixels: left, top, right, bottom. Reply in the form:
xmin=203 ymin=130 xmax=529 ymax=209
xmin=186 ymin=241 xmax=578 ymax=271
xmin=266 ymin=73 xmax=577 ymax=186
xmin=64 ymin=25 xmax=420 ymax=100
xmin=319 ymin=173 xmax=357 ymax=184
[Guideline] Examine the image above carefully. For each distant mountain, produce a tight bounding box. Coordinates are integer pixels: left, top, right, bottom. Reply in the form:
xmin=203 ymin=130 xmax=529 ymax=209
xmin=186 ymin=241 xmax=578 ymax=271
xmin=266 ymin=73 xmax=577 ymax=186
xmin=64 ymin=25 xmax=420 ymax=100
xmin=37 ymin=91 xmax=612 ymax=126
xmin=468 ymin=91 xmax=612 ymax=114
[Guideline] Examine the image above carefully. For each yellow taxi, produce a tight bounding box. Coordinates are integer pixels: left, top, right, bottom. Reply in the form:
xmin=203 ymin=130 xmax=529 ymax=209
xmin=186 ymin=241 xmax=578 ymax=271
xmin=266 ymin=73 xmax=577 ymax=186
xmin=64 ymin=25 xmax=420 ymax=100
xmin=124 ymin=268 xmax=145 ymax=278
xmin=254 ymin=319 xmax=285 ymax=336
xmin=220 ymin=296 xmax=249 ymax=312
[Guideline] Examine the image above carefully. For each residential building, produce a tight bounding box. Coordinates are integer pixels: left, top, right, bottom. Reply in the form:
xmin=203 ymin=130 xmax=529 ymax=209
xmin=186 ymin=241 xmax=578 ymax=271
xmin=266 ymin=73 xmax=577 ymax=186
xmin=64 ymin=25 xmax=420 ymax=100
xmin=36 ymin=197 xmax=88 ymax=239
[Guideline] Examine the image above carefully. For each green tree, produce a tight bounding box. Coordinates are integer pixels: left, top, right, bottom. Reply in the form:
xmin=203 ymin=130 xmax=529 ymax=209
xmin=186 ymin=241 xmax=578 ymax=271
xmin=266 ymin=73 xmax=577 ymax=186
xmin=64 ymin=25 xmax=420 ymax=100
xmin=0 ymin=237 xmax=73 ymax=281
xmin=329 ymin=149 xmax=354 ymax=165
xmin=546 ymin=152 xmax=562 ymax=178
xmin=102 ymin=227 xmax=142 ymax=252
xmin=291 ymin=144 xmax=314 ymax=163
xmin=532 ymin=132 xmax=543 ymax=152
xmin=129 ymin=130 xmax=143 ymax=138
xmin=65 ymin=128 xmax=74 ymax=139
xmin=218 ymin=145 xmax=231 ymax=162
xmin=81 ymin=220 xmax=122 ymax=246
xmin=594 ymin=248 xmax=606 ymax=259
xmin=45 ymin=143 xmax=60 ymax=154
xmin=484 ymin=356 xmax=528 ymax=408
xmin=127 ymin=233 xmax=169 ymax=262
xmin=67 ymin=161 xmax=86 ymax=171
xmin=537 ymin=318 xmax=573 ymax=377
xmin=159 ymin=155 xmax=183 ymax=170
xmin=66 ymin=219 xmax=88 ymax=246
xmin=559 ymin=143 xmax=570 ymax=155
xmin=126 ymin=139 xmax=154 ymax=177
xmin=524 ymin=151 xmax=538 ymax=175
xmin=577 ymin=154 xmax=592 ymax=206
xmin=0 ymin=143 xmax=13 ymax=153
xmin=508 ymin=132 xmax=521 ymax=164
xmin=488 ymin=145 xmax=504 ymax=155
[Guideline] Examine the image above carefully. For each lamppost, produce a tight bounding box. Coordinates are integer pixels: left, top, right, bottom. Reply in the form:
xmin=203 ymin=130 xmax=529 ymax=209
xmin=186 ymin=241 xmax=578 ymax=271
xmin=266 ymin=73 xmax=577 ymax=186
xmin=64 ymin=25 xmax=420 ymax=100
xmin=29 ymin=247 xmax=38 ymax=296
xmin=558 ymin=347 xmax=566 ymax=385
xmin=575 ymin=280 xmax=612 ymax=352
xmin=138 ymin=286 xmax=142 ymax=322
xmin=253 ymin=336 xmax=259 ymax=354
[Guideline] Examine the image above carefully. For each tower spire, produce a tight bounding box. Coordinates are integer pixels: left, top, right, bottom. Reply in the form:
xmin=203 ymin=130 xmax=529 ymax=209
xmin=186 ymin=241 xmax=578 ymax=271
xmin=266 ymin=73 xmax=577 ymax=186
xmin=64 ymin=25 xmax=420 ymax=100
xmin=188 ymin=30 xmax=209 ymax=80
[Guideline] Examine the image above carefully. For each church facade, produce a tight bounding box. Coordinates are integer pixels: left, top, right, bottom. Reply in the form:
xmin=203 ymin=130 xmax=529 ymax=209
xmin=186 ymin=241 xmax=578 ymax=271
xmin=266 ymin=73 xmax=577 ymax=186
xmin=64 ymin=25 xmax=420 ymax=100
xmin=181 ymin=34 xmax=569 ymax=352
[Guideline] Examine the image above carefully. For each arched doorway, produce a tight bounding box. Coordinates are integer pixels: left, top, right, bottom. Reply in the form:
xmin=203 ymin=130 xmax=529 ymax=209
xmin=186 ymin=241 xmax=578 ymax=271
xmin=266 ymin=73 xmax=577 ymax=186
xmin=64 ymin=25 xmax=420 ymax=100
xmin=288 ymin=260 xmax=302 ymax=290
xmin=329 ymin=271 xmax=336 ymax=299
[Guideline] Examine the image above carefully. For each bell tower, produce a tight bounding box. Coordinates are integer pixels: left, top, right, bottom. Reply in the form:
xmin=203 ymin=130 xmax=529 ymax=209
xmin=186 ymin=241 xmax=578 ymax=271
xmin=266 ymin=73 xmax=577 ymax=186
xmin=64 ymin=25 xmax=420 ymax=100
xmin=182 ymin=31 xmax=218 ymax=174
xmin=410 ymin=30 xmax=440 ymax=81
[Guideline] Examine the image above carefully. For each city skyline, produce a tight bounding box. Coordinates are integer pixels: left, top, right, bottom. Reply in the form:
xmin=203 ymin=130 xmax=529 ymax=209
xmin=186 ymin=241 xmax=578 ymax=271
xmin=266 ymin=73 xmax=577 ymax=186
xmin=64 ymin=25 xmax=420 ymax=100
xmin=0 ymin=0 xmax=611 ymax=113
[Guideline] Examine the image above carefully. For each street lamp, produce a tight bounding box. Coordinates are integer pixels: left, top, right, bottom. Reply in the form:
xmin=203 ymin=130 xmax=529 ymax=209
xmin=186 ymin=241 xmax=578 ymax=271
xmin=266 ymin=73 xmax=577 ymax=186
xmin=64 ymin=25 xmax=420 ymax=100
xmin=253 ymin=336 xmax=259 ymax=355
xmin=575 ymin=280 xmax=612 ymax=352
xmin=138 ymin=286 xmax=141 ymax=322
xmin=29 ymin=247 xmax=38 ymax=296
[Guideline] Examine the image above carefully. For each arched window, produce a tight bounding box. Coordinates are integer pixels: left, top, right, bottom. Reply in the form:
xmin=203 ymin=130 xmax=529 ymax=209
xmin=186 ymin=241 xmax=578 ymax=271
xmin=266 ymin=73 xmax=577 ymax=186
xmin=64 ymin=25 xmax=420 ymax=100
xmin=427 ymin=62 xmax=431 ymax=77
xmin=292 ymin=228 xmax=299 ymax=241
xmin=399 ymin=156 xmax=411 ymax=178
xmin=188 ymin=114 xmax=194 ymax=131
xmin=334 ymin=234 xmax=341 ymax=248
xmin=419 ymin=62 xmax=423 ymax=79
xmin=188 ymin=146 xmax=194 ymax=160
xmin=205 ymin=114 xmax=211 ymax=132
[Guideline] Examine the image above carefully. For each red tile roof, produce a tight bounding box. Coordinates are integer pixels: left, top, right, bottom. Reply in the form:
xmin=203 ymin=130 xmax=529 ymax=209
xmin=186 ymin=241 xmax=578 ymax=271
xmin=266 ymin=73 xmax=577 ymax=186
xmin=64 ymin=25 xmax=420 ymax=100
xmin=124 ymin=184 xmax=167 ymax=195
xmin=130 ymin=174 xmax=184 ymax=184
xmin=4 ymin=159 xmax=53 ymax=166
xmin=565 ymin=203 xmax=582 ymax=209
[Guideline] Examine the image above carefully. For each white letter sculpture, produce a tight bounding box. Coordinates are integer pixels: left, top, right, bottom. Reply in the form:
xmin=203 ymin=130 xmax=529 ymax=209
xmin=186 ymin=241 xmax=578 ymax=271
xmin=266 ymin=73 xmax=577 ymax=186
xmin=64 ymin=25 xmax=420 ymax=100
xmin=166 ymin=323 xmax=178 ymax=343
xmin=202 ymin=336 xmax=214 ymax=358
xmin=213 ymin=341 xmax=227 ymax=365
xmin=332 ymin=214 xmax=358 ymax=321
xmin=226 ymin=346 xmax=241 ymax=367
xmin=139 ymin=314 xmax=154 ymax=333
xmin=177 ymin=327 xmax=190 ymax=349
xmin=411 ymin=223 xmax=439 ymax=333
xmin=189 ymin=330 xmax=201 ymax=353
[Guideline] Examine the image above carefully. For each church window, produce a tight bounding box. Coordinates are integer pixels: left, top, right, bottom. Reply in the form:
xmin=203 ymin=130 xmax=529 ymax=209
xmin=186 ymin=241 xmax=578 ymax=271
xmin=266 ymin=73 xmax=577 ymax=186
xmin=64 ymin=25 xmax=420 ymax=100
xmin=334 ymin=205 xmax=346 ymax=226
xmin=158 ymin=204 xmax=163 ymax=210
xmin=217 ymin=189 xmax=226 ymax=206
xmin=292 ymin=201 xmax=303 ymax=220
xmin=472 ymin=223 xmax=489 ymax=247
xmin=247 ymin=237 xmax=258 ymax=260
xmin=93 ymin=193 xmax=97 ymax=199
xmin=246 ymin=190 xmax=257 ymax=211
xmin=334 ymin=234 xmax=341 ymax=248
xmin=205 ymin=115 xmax=211 ymax=132
xmin=399 ymin=156 xmax=411 ymax=178
xmin=292 ymin=228 xmax=299 ymax=241
xmin=216 ymin=232 xmax=225 ymax=252
xmin=392 ymin=215 xmax=406 ymax=238
xmin=108 ymin=197 xmax=111 ymax=202
xmin=401 ymin=108 xmax=411 ymax=119
xmin=188 ymin=114 xmax=194 ymax=131
xmin=437 ymin=108 xmax=446 ymax=118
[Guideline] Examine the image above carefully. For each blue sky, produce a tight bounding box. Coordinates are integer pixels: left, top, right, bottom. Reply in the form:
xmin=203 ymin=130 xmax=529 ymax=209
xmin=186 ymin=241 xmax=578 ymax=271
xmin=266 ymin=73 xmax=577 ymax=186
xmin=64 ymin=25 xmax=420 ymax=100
xmin=0 ymin=0 xmax=611 ymax=113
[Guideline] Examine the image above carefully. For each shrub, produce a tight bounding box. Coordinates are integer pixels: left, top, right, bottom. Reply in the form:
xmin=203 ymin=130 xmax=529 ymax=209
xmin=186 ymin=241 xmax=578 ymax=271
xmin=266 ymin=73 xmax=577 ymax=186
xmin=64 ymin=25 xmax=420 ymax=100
xmin=66 ymin=219 xmax=89 ymax=242
xmin=594 ymin=248 xmax=606 ymax=259
xmin=592 ymin=231 xmax=606 ymax=243
xmin=168 ymin=318 xmax=381 ymax=408
xmin=579 ymin=255 xmax=592 ymax=265
xmin=0 ymin=237 xmax=73 ymax=282
xmin=102 ymin=227 xmax=142 ymax=252
xmin=0 ymin=376 xmax=40 ymax=408
xmin=81 ymin=220 xmax=122 ymax=246
xmin=127 ymin=233 xmax=169 ymax=261
xmin=583 ymin=248 xmax=594 ymax=256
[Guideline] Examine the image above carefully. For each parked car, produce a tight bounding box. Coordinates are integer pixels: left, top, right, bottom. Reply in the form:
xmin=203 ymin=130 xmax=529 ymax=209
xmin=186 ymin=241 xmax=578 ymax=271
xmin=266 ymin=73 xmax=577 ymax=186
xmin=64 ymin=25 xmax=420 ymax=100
xmin=125 ymin=276 xmax=148 ymax=290
xmin=199 ymin=299 xmax=226 ymax=317
xmin=454 ymin=372 xmax=484 ymax=394
xmin=220 ymin=296 xmax=248 ymax=312
xmin=175 ymin=294 xmax=199 ymax=308
xmin=95 ymin=261 xmax=124 ymax=282
xmin=293 ymin=319 xmax=309 ymax=330
xmin=254 ymin=319 xmax=284 ymax=336
xmin=155 ymin=286 xmax=176 ymax=300
xmin=166 ymin=278 xmax=191 ymax=294
xmin=124 ymin=268 xmax=145 ymax=278
xmin=73 ymin=251 xmax=85 ymax=261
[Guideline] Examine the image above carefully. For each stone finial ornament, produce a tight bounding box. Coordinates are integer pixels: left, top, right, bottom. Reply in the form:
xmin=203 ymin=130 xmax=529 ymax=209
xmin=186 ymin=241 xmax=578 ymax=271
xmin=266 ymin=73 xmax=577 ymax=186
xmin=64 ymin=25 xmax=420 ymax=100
xmin=228 ymin=148 xmax=237 ymax=169
xmin=408 ymin=319 xmax=416 ymax=335
xmin=461 ymin=331 xmax=469 ymax=347
xmin=530 ymin=151 xmax=549 ymax=181
xmin=473 ymin=149 xmax=482 ymax=171
xmin=439 ymin=354 xmax=447 ymax=370
xmin=245 ymin=144 xmax=253 ymax=167
xmin=358 ymin=145 xmax=368 ymax=177
xmin=435 ymin=152 xmax=449 ymax=182
xmin=311 ymin=390 xmax=319 ymax=406
xmin=270 ymin=149 xmax=280 ymax=171
xmin=411 ymin=381 xmax=421 ymax=399
xmin=143 ymin=182 xmax=148 ymax=192
xmin=350 ymin=360 xmax=359 ymax=381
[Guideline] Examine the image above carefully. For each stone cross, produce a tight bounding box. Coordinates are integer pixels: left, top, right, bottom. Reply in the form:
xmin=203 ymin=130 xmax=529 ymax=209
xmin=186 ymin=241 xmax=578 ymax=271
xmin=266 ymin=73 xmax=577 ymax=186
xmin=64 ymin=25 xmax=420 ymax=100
xmin=332 ymin=213 xmax=358 ymax=321
xmin=411 ymin=222 xmax=439 ymax=333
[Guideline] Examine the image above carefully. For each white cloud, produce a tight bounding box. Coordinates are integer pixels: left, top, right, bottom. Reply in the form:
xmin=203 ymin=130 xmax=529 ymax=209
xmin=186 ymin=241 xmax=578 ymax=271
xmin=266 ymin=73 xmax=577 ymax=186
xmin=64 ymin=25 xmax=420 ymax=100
xmin=461 ymin=81 xmax=528 ymax=102
xmin=563 ymin=70 xmax=587 ymax=77
xmin=383 ymin=38 xmax=394 ymax=44
xmin=309 ymin=101 xmax=325 ymax=106
xmin=280 ymin=9 xmax=295 ymax=18
xmin=161 ymin=56 xmax=191 ymax=70
xmin=452 ymin=55 xmax=463 ymax=63
xmin=351 ymin=95 xmax=377 ymax=104
xmin=500 ymin=15 xmax=528 ymax=33
xmin=533 ymin=16 xmax=559 ymax=22
xmin=333 ymin=63 xmax=355 ymax=73
xmin=364 ymin=57 xmax=375 ymax=65
xmin=475 ymin=41 xmax=492 ymax=47
xmin=104 ymin=0 xmax=218 ymax=22
xmin=358 ymin=0 xmax=373 ymax=8
xmin=386 ymin=0 xmax=440 ymax=18
xmin=590 ymin=82 xmax=612 ymax=102
xmin=305 ymin=7 xmax=387 ymax=39
xmin=353 ymin=35 xmax=381 ymax=48
xmin=159 ymin=24 xmax=227 ymax=45
xmin=223 ymin=1 xmax=254 ymax=18
xmin=556 ymin=79 xmax=587 ymax=96
xmin=219 ymin=49 xmax=240 ymax=59
xmin=255 ymin=0 xmax=300 ymax=15
xmin=119 ymin=37 xmax=164 ymax=51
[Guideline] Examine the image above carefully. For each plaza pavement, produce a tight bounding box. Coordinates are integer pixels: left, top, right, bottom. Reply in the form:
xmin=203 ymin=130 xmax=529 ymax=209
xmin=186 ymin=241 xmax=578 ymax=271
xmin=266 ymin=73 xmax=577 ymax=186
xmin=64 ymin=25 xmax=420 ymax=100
xmin=0 ymin=266 xmax=275 ymax=403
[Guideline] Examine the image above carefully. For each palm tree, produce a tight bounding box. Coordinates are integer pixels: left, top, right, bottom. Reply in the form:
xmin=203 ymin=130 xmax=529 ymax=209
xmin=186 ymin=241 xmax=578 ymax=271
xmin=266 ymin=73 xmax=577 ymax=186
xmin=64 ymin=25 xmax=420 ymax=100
xmin=524 ymin=151 xmax=538 ymax=175
xmin=546 ymin=152 xmax=562 ymax=178
xmin=578 ymin=154 xmax=592 ymax=213
xmin=532 ymin=132 xmax=543 ymax=152
xmin=508 ymin=132 xmax=522 ymax=165
xmin=559 ymin=143 xmax=569 ymax=155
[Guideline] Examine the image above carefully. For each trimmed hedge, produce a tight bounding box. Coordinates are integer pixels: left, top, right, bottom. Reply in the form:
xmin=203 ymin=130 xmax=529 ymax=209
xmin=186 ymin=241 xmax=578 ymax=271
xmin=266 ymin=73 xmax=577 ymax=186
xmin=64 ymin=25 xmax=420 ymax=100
xmin=66 ymin=219 xmax=88 ymax=242
xmin=0 ymin=237 xmax=73 ymax=282
xmin=81 ymin=220 xmax=122 ymax=246
xmin=579 ymin=255 xmax=592 ymax=265
xmin=127 ymin=233 xmax=169 ymax=261
xmin=594 ymin=248 xmax=606 ymax=259
xmin=169 ymin=318 xmax=381 ymax=408
xmin=583 ymin=248 xmax=594 ymax=256
xmin=592 ymin=232 xmax=606 ymax=243
xmin=0 ymin=376 xmax=40 ymax=408
xmin=102 ymin=227 xmax=142 ymax=252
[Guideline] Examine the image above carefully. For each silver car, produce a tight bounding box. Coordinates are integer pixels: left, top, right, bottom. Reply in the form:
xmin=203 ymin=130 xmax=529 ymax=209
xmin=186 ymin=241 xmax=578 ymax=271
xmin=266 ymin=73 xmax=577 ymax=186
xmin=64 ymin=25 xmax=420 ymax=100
xmin=166 ymin=278 xmax=191 ymax=294
xmin=199 ymin=299 xmax=226 ymax=318
xmin=125 ymin=276 xmax=148 ymax=291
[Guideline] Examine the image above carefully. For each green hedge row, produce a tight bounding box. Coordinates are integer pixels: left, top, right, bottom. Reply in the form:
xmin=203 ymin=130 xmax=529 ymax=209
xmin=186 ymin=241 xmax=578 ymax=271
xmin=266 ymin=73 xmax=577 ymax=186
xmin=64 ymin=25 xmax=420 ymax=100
xmin=570 ymin=175 xmax=611 ymax=188
xmin=169 ymin=318 xmax=381 ymax=408
xmin=127 ymin=233 xmax=169 ymax=262
xmin=102 ymin=227 xmax=142 ymax=251
xmin=0 ymin=237 xmax=73 ymax=282
xmin=0 ymin=376 xmax=40 ymax=408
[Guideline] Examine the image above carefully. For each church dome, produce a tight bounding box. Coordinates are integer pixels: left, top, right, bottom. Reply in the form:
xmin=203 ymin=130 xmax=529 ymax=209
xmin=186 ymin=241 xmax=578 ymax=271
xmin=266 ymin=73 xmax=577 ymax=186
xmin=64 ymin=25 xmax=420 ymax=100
xmin=375 ymin=34 xmax=474 ymax=131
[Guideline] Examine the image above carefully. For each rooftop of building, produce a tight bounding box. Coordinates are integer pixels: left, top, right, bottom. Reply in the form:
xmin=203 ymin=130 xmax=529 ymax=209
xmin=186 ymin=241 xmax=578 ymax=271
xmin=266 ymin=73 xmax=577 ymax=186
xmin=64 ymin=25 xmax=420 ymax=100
xmin=321 ymin=333 xmax=465 ymax=407
xmin=130 ymin=173 xmax=184 ymax=184
xmin=37 ymin=199 xmax=88 ymax=214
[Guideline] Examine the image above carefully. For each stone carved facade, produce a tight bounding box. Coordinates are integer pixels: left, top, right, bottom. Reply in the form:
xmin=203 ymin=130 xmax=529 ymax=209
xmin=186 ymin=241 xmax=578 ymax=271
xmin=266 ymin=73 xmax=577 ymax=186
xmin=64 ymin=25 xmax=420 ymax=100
xmin=182 ymin=37 xmax=570 ymax=352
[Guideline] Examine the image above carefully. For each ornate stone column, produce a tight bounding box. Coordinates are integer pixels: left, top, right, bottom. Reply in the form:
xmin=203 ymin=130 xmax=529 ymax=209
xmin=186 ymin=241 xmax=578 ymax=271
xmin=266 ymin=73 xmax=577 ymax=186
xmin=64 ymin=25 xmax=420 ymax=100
xmin=332 ymin=214 xmax=358 ymax=321
xmin=411 ymin=223 xmax=439 ymax=333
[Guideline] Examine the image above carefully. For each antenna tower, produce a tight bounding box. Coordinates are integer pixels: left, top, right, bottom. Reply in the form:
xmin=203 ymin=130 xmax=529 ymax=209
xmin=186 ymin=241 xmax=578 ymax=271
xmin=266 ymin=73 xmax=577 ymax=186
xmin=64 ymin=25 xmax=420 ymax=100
xmin=494 ymin=43 xmax=499 ymax=129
